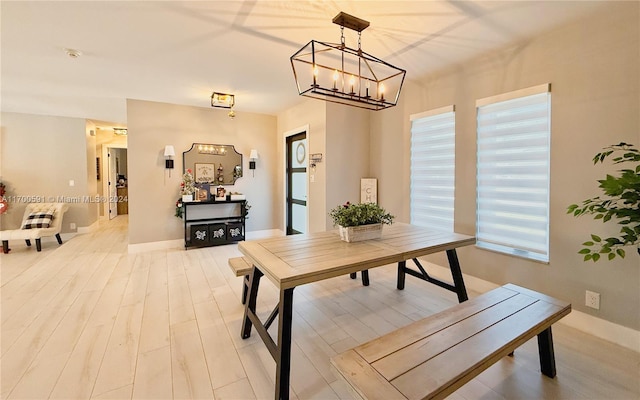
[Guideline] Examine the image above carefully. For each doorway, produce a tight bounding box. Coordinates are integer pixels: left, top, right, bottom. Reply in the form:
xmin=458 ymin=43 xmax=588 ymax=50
xmin=102 ymin=145 xmax=128 ymax=219
xmin=286 ymin=132 xmax=307 ymax=235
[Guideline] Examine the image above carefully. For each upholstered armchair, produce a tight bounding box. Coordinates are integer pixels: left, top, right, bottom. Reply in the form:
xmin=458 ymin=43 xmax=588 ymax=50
xmin=1 ymin=203 xmax=69 ymax=253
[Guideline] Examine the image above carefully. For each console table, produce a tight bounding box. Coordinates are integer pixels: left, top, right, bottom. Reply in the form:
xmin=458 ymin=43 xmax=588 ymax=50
xmin=182 ymin=200 xmax=246 ymax=248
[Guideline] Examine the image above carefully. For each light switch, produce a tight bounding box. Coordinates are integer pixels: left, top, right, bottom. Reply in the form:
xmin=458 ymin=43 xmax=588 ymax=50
xmin=69 ymin=180 xmax=75 ymax=187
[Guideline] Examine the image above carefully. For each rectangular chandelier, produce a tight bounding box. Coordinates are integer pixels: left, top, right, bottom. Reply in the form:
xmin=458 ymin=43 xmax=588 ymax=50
xmin=290 ymin=12 xmax=406 ymax=111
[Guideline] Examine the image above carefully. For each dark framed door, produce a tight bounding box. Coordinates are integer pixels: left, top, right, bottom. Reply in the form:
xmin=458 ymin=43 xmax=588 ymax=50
xmin=286 ymin=132 xmax=307 ymax=235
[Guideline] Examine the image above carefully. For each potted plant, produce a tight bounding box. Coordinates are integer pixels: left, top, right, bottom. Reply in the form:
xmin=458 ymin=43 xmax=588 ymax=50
xmin=329 ymin=201 xmax=394 ymax=242
xmin=567 ymin=142 xmax=640 ymax=261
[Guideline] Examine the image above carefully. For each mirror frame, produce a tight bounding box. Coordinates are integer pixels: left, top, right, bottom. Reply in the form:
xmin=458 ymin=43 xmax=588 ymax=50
xmin=183 ymin=143 xmax=243 ymax=185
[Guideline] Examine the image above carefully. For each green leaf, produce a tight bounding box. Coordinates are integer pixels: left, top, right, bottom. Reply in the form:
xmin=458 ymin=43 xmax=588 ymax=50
xmin=599 ymin=246 xmax=611 ymax=253
xmin=578 ymin=248 xmax=591 ymax=254
xmin=584 ymin=254 xmax=592 ymax=261
xmin=582 ymin=241 xmax=594 ymax=246
xmin=591 ymin=234 xmax=602 ymax=242
xmin=608 ymin=253 xmax=616 ymax=260
xmin=603 ymin=214 xmax=612 ymax=222
xmin=592 ymin=253 xmax=601 ymax=262
xmin=594 ymin=214 xmax=604 ymax=220
xmin=617 ymin=248 xmax=626 ymax=258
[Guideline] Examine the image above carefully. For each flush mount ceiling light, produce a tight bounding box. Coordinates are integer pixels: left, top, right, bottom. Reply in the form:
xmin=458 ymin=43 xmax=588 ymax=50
xmin=211 ymin=92 xmax=235 ymax=108
xmin=64 ymin=48 xmax=82 ymax=58
xmin=290 ymin=12 xmax=406 ymax=111
xmin=113 ymin=128 xmax=127 ymax=136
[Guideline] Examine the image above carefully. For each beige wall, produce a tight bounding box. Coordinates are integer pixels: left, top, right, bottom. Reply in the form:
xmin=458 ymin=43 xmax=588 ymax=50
xmin=277 ymin=99 xmax=327 ymax=232
xmin=371 ymin=3 xmax=640 ymax=330
xmin=127 ymin=99 xmax=277 ymax=244
xmin=0 ymin=112 xmax=98 ymax=231
xmin=325 ymin=102 xmax=370 ymax=228
xmin=277 ymin=99 xmax=371 ymax=232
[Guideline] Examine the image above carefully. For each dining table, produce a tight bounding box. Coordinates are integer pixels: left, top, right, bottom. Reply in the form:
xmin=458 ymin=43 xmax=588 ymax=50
xmin=238 ymin=223 xmax=476 ymax=400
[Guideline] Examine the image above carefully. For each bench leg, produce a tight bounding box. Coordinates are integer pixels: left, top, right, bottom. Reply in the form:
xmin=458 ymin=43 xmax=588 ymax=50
xmin=537 ymin=327 xmax=556 ymax=378
xmin=241 ymin=275 xmax=249 ymax=305
xmin=361 ymin=270 xmax=369 ymax=286
xmin=56 ymin=233 xmax=63 ymax=245
xmin=36 ymin=239 xmax=42 ymax=252
xmin=397 ymin=260 xmax=406 ymax=290
xmin=25 ymin=239 xmax=31 ymax=247
xmin=349 ymin=272 xmax=357 ymax=279
xmin=2 ymin=240 xmax=9 ymax=254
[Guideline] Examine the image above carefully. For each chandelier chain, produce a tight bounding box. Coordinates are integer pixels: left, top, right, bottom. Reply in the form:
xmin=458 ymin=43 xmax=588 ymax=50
xmin=358 ymin=31 xmax=362 ymax=50
xmin=340 ymin=26 xmax=345 ymax=46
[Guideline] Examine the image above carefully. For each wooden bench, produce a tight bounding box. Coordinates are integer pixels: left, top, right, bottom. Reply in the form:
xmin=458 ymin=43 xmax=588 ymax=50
xmin=228 ymin=256 xmax=253 ymax=304
xmin=228 ymin=256 xmax=372 ymax=304
xmin=331 ymin=284 xmax=571 ymax=400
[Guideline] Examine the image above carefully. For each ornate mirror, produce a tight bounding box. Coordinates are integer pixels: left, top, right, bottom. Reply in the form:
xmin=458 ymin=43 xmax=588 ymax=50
xmin=183 ymin=143 xmax=243 ymax=185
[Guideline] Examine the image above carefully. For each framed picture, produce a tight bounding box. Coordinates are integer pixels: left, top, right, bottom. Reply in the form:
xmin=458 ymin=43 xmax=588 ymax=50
xmin=195 ymin=163 xmax=215 ymax=183
xmin=195 ymin=183 xmax=210 ymax=202
xmin=216 ymin=186 xmax=226 ymax=200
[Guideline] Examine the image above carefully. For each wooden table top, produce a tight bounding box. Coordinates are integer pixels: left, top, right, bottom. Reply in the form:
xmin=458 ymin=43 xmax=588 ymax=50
xmin=238 ymin=223 xmax=475 ymax=290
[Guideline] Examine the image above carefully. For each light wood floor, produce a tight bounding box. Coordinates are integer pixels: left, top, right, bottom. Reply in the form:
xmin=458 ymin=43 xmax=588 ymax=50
xmin=1 ymin=216 xmax=639 ymax=400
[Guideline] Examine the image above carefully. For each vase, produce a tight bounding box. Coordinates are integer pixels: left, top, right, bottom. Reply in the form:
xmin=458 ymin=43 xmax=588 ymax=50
xmin=338 ymin=223 xmax=383 ymax=242
xmin=182 ymin=194 xmax=193 ymax=202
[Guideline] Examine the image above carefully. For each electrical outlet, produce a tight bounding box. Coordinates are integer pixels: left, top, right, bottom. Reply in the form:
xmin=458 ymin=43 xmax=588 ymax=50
xmin=585 ymin=290 xmax=600 ymax=310
xmin=70 ymin=222 xmax=76 ymax=230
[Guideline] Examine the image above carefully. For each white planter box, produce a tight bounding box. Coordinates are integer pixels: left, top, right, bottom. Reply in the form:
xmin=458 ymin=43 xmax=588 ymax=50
xmin=182 ymin=194 xmax=193 ymax=202
xmin=338 ymin=223 xmax=383 ymax=242
xmin=230 ymin=194 xmax=246 ymax=201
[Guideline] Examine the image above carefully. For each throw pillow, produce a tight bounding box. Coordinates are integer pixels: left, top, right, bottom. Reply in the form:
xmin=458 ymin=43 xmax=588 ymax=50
xmin=22 ymin=212 xmax=54 ymax=229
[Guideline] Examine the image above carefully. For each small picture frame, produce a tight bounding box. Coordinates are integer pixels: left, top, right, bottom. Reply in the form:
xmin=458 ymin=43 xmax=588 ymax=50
xmin=195 ymin=163 xmax=215 ymax=183
xmin=195 ymin=183 xmax=210 ymax=202
xmin=215 ymin=186 xmax=226 ymax=200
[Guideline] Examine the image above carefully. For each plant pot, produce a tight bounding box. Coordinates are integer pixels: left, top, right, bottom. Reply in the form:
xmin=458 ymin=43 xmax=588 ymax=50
xmin=182 ymin=194 xmax=193 ymax=202
xmin=338 ymin=223 xmax=383 ymax=242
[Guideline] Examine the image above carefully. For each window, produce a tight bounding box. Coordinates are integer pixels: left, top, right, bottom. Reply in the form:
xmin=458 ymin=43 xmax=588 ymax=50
xmin=476 ymin=84 xmax=551 ymax=262
xmin=410 ymin=106 xmax=455 ymax=232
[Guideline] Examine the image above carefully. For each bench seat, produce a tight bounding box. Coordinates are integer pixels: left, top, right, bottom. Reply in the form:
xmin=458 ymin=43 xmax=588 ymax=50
xmin=331 ymin=283 xmax=571 ymax=400
xmin=228 ymin=256 xmax=253 ymax=304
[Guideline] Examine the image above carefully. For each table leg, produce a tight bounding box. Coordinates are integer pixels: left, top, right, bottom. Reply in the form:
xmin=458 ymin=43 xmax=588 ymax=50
xmin=446 ymin=249 xmax=468 ymax=302
xmin=361 ymin=270 xmax=370 ymax=286
xmin=241 ymin=267 xmax=263 ymax=339
xmin=397 ymin=260 xmax=406 ymax=290
xmin=537 ymin=327 xmax=556 ymax=378
xmin=275 ymin=288 xmax=294 ymax=400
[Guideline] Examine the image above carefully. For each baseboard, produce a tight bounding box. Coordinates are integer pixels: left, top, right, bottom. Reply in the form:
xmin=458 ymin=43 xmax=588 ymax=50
xmin=78 ymin=220 xmax=100 ymax=234
xmin=246 ymin=229 xmax=285 ymax=240
xmin=127 ymin=229 xmax=285 ymax=254
xmin=424 ymin=261 xmax=640 ymax=353
xmin=128 ymin=239 xmax=184 ymax=253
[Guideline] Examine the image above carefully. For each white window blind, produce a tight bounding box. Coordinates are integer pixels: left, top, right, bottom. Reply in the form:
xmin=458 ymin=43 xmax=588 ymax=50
xmin=476 ymin=85 xmax=551 ymax=262
xmin=410 ymin=106 xmax=455 ymax=232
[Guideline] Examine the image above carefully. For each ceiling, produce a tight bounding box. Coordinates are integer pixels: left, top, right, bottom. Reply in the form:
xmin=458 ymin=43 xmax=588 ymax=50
xmin=1 ymin=1 xmax=607 ymax=125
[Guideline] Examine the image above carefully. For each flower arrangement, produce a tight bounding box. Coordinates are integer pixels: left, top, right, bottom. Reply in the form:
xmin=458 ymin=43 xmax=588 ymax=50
xmin=0 ymin=182 xmax=8 ymax=215
xmin=329 ymin=201 xmax=394 ymax=227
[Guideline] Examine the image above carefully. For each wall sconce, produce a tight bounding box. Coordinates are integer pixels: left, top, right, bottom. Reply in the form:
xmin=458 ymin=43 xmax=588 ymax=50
xmin=249 ymin=149 xmax=259 ymax=177
xmin=310 ymin=153 xmax=323 ymax=171
xmin=164 ymin=145 xmax=175 ymax=176
xmin=113 ymin=128 xmax=128 ymax=136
